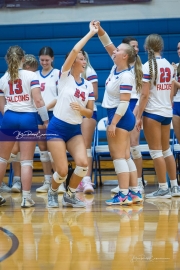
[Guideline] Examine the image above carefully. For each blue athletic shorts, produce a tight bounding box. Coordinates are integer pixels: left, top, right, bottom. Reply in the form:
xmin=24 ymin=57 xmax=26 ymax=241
xmin=129 ymin=99 xmax=138 ymax=112
xmin=173 ymin=102 xmax=180 ymax=116
xmin=37 ymin=111 xmax=54 ymax=125
xmin=1 ymin=110 xmax=38 ymax=141
xmin=107 ymin=106 xmax=135 ymax=132
xmin=47 ymin=116 xmax=82 ymax=142
xmin=143 ymin=111 xmax=172 ymax=125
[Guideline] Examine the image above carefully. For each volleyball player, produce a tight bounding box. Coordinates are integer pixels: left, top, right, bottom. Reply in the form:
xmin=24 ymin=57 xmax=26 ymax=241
xmin=0 ymin=45 xmax=49 ymax=207
xmin=136 ymin=34 xmax=180 ymax=198
xmin=95 ymin=21 xmax=143 ymax=206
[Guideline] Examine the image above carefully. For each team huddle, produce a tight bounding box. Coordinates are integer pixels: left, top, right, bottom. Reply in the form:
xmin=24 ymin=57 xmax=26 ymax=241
xmin=0 ymin=20 xmax=180 ymax=209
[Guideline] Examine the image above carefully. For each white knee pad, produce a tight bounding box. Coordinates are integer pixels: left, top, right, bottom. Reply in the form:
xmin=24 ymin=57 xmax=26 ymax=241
xmin=48 ymin=152 xmax=54 ymax=162
xmin=130 ymin=145 xmax=142 ymax=159
xmin=163 ymin=148 xmax=173 ymax=158
xmin=0 ymin=157 xmax=8 ymax=164
xmin=149 ymin=149 xmax=163 ymax=159
xmin=8 ymin=153 xmax=17 ymax=163
xmin=113 ymin=159 xmax=129 ymax=174
xmin=74 ymin=166 xmax=88 ymax=177
xmin=126 ymin=158 xmax=137 ymax=172
xmin=40 ymin=151 xmax=50 ymax=162
xmin=53 ymin=172 xmax=67 ymax=184
xmin=20 ymin=160 xmax=33 ymax=168
xmin=14 ymin=152 xmax=20 ymax=162
xmin=87 ymin=148 xmax=92 ymax=158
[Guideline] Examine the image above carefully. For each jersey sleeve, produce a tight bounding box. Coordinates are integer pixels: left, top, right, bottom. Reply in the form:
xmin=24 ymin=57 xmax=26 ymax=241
xmin=86 ymin=66 xmax=98 ymax=83
xmin=142 ymin=62 xmax=151 ymax=82
xmin=30 ymin=73 xmax=40 ymax=90
xmin=119 ymin=72 xmax=133 ymax=94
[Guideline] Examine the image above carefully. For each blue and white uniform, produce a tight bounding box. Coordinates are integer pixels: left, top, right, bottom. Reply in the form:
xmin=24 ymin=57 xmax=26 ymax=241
xmin=142 ymin=57 xmax=175 ymax=125
xmin=83 ymin=65 xmax=98 ymax=121
xmin=173 ymin=63 xmax=180 ymax=116
xmin=47 ymin=69 xmax=95 ymax=142
xmin=35 ymin=68 xmax=60 ymax=124
xmin=0 ymin=70 xmax=40 ymax=138
xmin=102 ymin=65 xmax=135 ymax=132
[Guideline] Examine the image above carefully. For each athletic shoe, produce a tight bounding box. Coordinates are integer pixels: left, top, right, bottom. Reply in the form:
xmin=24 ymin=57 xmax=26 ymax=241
xmin=129 ymin=190 xmax=143 ymax=204
xmin=145 ymin=188 xmax=171 ymax=199
xmin=76 ymin=179 xmax=94 ymax=194
xmin=171 ymin=186 xmax=180 ymax=197
xmin=146 ymin=199 xmax=172 ymax=211
xmin=47 ymin=190 xmax=59 ymax=208
xmin=83 ymin=180 xmax=94 ymax=194
xmin=138 ymin=181 xmax=144 ymax=194
xmin=0 ymin=182 xmax=11 ymax=193
xmin=57 ymin=183 xmax=66 ymax=194
xmin=11 ymin=180 xmax=21 ymax=193
xmin=62 ymin=192 xmax=86 ymax=208
xmin=111 ymin=185 xmax=120 ymax=194
xmin=106 ymin=191 xmax=133 ymax=206
xmin=36 ymin=181 xmax=50 ymax=193
xmin=0 ymin=195 xmax=6 ymax=206
xmin=21 ymin=195 xmax=35 ymax=208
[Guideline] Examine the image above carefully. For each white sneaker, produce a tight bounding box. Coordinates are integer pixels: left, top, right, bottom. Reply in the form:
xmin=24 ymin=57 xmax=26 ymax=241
xmin=111 ymin=185 xmax=120 ymax=194
xmin=138 ymin=181 xmax=144 ymax=194
xmin=0 ymin=182 xmax=11 ymax=193
xmin=21 ymin=195 xmax=35 ymax=208
xmin=11 ymin=180 xmax=21 ymax=193
xmin=57 ymin=183 xmax=66 ymax=194
xmin=36 ymin=181 xmax=50 ymax=193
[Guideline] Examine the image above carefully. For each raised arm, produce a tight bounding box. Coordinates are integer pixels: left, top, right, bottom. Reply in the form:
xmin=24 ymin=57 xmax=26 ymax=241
xmin=95 ymin=22 xmax=116 ymax=58
xmin=62 ymin=21 xmax=98 ymax=73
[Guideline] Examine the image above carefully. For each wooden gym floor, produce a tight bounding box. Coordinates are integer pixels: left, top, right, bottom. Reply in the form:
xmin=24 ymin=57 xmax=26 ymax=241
xmin=0 ymin=161 xmax=180 ymax=269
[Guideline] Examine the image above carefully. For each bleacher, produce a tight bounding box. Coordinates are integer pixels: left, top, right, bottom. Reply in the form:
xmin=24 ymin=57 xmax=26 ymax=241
xmin=0 ymin=18 xmax=180 ymax=121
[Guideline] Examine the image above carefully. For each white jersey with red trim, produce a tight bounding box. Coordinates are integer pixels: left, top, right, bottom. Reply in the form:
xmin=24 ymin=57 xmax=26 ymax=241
xmin=35 ymin=68 xmax=60 ymax=111
xmin=53 ymin=70 xmax=95 ymax=124
xmin=84 ymin=66 xmax=98 ymax=111
xmin=173 ymin=63 xmax=180 ymax=102
xmin=143 ymin=58 xmax=175 ymax=117
xmin=102 ymin=65 xmax=134 ymax=108
xmin=0 ymin=69 xmax=40 ymax=113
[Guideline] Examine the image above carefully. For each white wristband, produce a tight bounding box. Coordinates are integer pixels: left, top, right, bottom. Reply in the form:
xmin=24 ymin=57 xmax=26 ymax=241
xmin=37 ymin=106 xmax=49 ymax=122
xmin=116 ymin=101 xmax=129 ymax=116
xmin=99 ymin=32 xmax=112 ymax=47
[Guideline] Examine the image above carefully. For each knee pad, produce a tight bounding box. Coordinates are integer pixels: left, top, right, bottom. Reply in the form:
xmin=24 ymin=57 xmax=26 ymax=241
xmin=53 ymin=172 xmax=67 ymax=184
xmin=8 ymin=153 xmax=17 ymax=163
xmin=130 ymin=146 xmax=142 ymax=159
xmin=40 ymin=151 xmax=50 ymax=162
xmin=20 ymin=160 xmax=33 ymax=168
xmin=48 ymin=152 xmax=54 ymax=162
xmin=126 ymin=158 xmax=137 ymax=172
xmin=14 ymin=152 xmax=20 ymax=162
xmin=113 ymin=159 xmax=129 ymax=174
xmin=87 ymin=148 xmax=92 ymax=158
xmin=149 ymin=149 xmax=163 ymax=159
xmin=74 ymin=166 xmax=88 ymax=177
xmin=163 ymin=148 xmax=173 ymax=158
xmin=0 ymin=157 xmax=8 ymax=164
